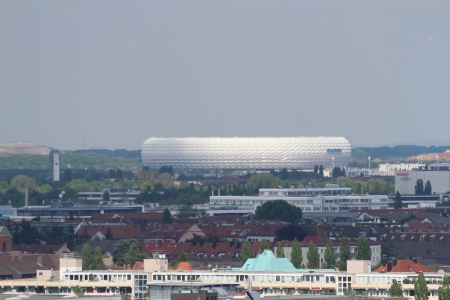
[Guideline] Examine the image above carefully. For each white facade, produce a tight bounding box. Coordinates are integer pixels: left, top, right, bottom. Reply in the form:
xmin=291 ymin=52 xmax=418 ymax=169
xmin=210 ymin=186 xmax=390 ymax=212
xmin=378 ymin=163 xmax=425 ymax=176
xmin=141 ymin=137 xmax=351 ymax=170
xmin=395 ymin=164 xmax=450 ymax=195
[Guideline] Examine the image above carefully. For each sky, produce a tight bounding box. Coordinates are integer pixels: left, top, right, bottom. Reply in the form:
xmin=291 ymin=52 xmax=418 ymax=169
xmin=1 ymin=1 xmax=449 ymax=150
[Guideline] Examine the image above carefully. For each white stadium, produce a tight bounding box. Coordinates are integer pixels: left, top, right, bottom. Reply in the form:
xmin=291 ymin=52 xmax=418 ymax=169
xmin=141 ymin=137 xmax=351 ymax=170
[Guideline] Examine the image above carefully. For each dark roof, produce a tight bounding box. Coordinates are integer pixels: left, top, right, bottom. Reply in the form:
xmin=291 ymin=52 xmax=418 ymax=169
xmin=12 ymin=244 xmax=66 ymax=254
xmin=0 ymin=254 xmax=59 ymax=279
xmin=73 ymin=240 xmax=120 ymax=253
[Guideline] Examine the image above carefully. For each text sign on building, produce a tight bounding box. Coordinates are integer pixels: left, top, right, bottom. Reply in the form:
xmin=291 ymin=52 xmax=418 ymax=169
xmin=396 ymin=172 xmax=410 ymax=180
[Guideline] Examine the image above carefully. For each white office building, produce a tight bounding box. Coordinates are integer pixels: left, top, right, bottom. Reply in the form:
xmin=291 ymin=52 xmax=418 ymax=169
xmin=210 ymin=184 xmax=391 ymax=213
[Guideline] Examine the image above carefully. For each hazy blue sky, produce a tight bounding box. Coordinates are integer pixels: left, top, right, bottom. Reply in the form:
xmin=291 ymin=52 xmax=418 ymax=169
xmin=1 ymin=1 xmax=449 ymax=150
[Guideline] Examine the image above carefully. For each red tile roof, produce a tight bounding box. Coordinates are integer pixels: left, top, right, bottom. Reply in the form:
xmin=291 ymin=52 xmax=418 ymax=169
xmin=374 ymin=259 xmax=429 ymax=273
xmin=141 ymin=242 xmax=180 ymax=255
xmin=171 ymin=241 xmax=242 ymax=260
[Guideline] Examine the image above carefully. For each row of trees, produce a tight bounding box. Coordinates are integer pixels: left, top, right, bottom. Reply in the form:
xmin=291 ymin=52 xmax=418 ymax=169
xmin=415 ymin=179 xmax=432 ymax=195
xmin=11 ymin=220 xmax=79 ymax=249
xmin=240 ymin=236 xmax=372 ymax=269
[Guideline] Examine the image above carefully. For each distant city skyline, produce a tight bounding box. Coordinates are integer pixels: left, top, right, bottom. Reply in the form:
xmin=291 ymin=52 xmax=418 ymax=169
xmin=1 ymin=1 xmax=449 ymax=150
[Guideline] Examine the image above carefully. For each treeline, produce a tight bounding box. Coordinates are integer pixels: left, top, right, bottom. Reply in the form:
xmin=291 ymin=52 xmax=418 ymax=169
xmin=71 ymin=149 xmax=141 ymax=160
xmin=354 ymin=145 xmax=450 ymax=160
xmin=0 ymin=152 xmax=141 ymax=170
xmin=11 ymin=220 xmax=78 ymax=249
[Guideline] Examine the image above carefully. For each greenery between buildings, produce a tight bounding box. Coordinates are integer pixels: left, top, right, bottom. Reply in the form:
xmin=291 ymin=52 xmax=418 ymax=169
xmin=306 ymin=240 xmax=320 ymax=269
xmin=389 ymin=279 xmax=403 ymax=297
xmin=276 ymin=242 xmax=285 ymax=258
xmin=339 ymin=236 xmax=350 ymax=271
xmin=290 ymin=238 xmax=303 ymax=268
xmin=356 ymin=237 xmax=372 ymax=260
xmin=240 ymin=240 xmax=254 ymax=266
xmin=324 ymin=239 xmax=335 ymax=269
xmin=414 ymin=272 xmax=429 ymax=300
xmin=255 ymin=200 xmax=303 ymax=225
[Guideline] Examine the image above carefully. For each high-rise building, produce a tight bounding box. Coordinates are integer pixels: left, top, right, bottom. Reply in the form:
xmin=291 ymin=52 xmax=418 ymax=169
xmin=49 ymin=150 xmax=60 ymax=181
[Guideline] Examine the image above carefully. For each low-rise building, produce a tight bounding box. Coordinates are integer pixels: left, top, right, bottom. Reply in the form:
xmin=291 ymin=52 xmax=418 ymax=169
xmin=210 ymin=185 xmax=391 ymax=213
xmin=0 ymin=251 xmax=449 ymax=300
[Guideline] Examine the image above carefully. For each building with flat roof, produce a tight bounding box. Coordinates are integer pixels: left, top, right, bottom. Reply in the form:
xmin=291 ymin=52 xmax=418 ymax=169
xmin=141 ymin=137 xmax=351 ymax=170
xmin=15 ymin=205 xmax=143 ymax=220
xmin=395 ymin=163 xmax=450 ymax=195
xmin=210 ymin=185 xmax=391 ymax=213
xmin=1 ymin=252 xmax=448 ymax=300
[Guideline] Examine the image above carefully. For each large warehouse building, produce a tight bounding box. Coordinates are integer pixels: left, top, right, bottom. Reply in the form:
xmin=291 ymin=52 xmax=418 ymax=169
xmin=395 ymin=163 xmax=450 ymax=195
xmin=141 ymin=137 xmax=351 ymax=170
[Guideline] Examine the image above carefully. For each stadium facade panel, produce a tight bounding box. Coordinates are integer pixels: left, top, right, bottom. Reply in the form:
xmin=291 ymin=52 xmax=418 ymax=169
xmin=141 ymin=137 xmax=351 ymax=170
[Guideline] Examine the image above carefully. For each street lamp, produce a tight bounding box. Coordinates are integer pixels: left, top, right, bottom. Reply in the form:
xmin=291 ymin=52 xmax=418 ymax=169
xmin=368 ymin=156 xmax=371 ymax=169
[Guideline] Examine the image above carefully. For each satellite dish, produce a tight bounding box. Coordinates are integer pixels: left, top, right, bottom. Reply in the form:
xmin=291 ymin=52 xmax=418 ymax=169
xmin=162 ymin=254 xmax=166 ymax=259
xmin=158 ymin=254 xmax=162 ymax=259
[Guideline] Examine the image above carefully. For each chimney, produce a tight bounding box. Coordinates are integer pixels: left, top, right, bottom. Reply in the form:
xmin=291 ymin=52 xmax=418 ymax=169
xmin=393 ymin=258 xmax=397 ymax=266
xmin=413 ymin=258 xmax=418 ymax=264
xmin=387 ymin=261 xmax=392 ymax=272
xmin=382 ymin=255 xmax=387 ymax=266
xmin=37 ymin=257 xmax=43 ymax=265
xmin=317 ymin=226 xmax=325 ymax=236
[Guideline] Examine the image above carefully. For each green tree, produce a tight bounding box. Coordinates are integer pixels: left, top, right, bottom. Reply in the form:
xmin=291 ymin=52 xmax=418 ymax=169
xmin=319 ymin=165 xmax=324 ymax=178
xmin=394 ymin=191 xmax=403 ymax=209
xmin=255 ymin=200 xmax=302 ymax=224
xmin=381 ymin=243 xmax=393 ymax=260
xmin=414 ymin=272 xmax=429 ymax=300
xmin=438 ymin=275 xmax=450 ymax=300
xmin=415 ymin=179 xmax=424 ymax=195
xmin=389 ymin=279 xmax=403 ymax=297
xmin=424 ymin=180 xmax=432 ymax=195
xmin=240 ymin=240 xmax=254 ymax=266
xmin=10 ymin=175 xmax=37 ymax=192
xmin=339 ymin=236 xmax=351 ymax=271
xmin=113 ymin=239 xmax=144 ymax=266
xmin=290 ymin=238 xmax=303 ymax=268
xmin=92 ymin=246 xmax=105 ymax=270
xmin=74 ymin=286 xmax=84 ymax=296
xmin=276 ymin=242 xmax=285 ymax=258
xmin=259 ymin=239 xmax=268 ymax=253
xmin=63 ymin=169 xmax=73 ymax=182
xmin=124 ymin=243 xmax=142 ymax=267
xmin=105 ymin=228 xmax=113 ymax=240
xmin=5 ymin=188 xmax=23 ymax=207
xmin=352 ymin=149 xmax=368 ymax=159
xmin=324 ymin=240 xmax=335 ymax=269
xmin=246 ymin=173 xmax=282 ymax=189
xmin=162 ymin=208 xmax=173 ymax=223
xmin=356 ymin=237 xmax=372 ymax=260
xmin=81 ymin=243 xmax=93 ymax=270
xmin=306 ymin=240 xmax=320 ymax=268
